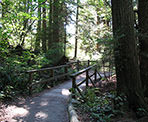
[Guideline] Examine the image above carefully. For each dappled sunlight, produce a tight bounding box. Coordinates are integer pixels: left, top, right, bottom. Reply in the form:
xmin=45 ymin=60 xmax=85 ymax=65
xmin=35 ymin=111 xmax=48 ymax=119
xmin=6 ymin=106 xmax=29 ymax=117
xmin=40 ymin=101 xmax=48 ymax=106
xmin=30 ymin=101 xmax=35 ymax=105
xmin=13 ymin=108 xmax=28 ymax=116
xmin=61 ymin=89 xmax=70 ymax=96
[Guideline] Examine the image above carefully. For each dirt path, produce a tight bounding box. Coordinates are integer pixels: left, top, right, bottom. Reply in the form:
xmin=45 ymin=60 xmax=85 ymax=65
xmin=0 ymin=75 xmax=86 ymax=122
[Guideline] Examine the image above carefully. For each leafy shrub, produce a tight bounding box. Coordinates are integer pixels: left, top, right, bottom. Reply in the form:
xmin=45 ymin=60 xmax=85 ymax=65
xmin=0 ymin=63 xmax=30 ymax=99
xmin=74 ymin=88 xmax=127 ymax=122
xmin=0 ymin=42 xmax=65 ymax=100
xmin=45 ymin=43 xmax=64 ymax=65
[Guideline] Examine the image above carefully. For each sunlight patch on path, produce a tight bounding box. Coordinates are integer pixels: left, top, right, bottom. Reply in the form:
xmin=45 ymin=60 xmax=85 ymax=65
xmin=35 ymin=111 xmax=48 ymax=119
xmin=61 ymin=89 xmax=71 ymax=96
xmin=7 ymin=106 xmax=29 ymax=117
xmin=40 ymin=101 xmax=48 ymax=106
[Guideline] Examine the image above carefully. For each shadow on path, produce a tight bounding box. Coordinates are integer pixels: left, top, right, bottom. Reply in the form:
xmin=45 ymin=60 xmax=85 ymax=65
xmin=2 ymin=75 xmax=86 ymax=122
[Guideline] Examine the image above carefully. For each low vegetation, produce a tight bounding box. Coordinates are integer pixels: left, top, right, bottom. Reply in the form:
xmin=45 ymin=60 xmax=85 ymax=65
xmin=73 ymin=81 xmax=147 ymax=122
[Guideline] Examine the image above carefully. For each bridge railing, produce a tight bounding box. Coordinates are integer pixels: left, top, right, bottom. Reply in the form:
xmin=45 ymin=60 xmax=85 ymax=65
xmin=70 ymin=64 xmax=102 ymax=98
xmin=26 ymin=60 xmax=99 ymax=95
xmin=26 ymin=64 xmax=71 ymax=95
xmin=67 ymin=60 xmax=98 ymax=71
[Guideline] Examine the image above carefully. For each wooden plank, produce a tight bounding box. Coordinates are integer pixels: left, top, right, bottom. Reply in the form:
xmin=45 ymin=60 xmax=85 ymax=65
xmin=88 ymin=75 xmax=96 ymax=87
xmin=31 ymin=73 xmax=70 ymax=86
xmin=89 ymin=73 xmax=95 ymax=78
xmin=88 ymin=60 xmax=90 ymax=67
xmin=72 ymin=77 xmax=76 ymax=98
xmin=26 ymin=64 xmax=69 ymax=73
xmin=96 ymin=70 xmax=103 ymax=79
xmin=80 ymin=60 xmax=97 ymax=63
xmin=76 ymin=86 xmax=84 ymax=98
xmin=94 ymin=67 xmax=97 ymax=81
xmin=86 ymin=70 xmax=88 ymax=87
xmin=70 ymin=65 xmax=96 ymax=77
xmin=77 ymin=79 xmax=86 ymax=87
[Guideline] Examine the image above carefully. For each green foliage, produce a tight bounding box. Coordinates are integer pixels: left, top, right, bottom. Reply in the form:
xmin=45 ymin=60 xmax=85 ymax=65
xmin=0 ymin=48 xmax=52 ymax=100
xmin=45 ymin=43 xmax=64 ymax=65
xmin=0 ymin=65 xmax=28 ymax=99
xmin=1 ymin=0 xmax=39 ymax=46
xmin=73 ymin=88 xmax=127 ymax=122
xmin=76 ymin=0 xmax=112 ymax=59
xmin=136 ymin=108 xmax=147 ymax=118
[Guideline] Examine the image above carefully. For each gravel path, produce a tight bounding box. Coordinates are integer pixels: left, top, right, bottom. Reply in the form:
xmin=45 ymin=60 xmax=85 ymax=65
xmin=0 ymin=75 xmax=86 ymax=122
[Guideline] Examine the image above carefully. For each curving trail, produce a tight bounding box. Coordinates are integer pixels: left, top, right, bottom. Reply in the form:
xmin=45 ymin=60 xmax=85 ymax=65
xmin=0 ymin=74 xmax=86 ymax=122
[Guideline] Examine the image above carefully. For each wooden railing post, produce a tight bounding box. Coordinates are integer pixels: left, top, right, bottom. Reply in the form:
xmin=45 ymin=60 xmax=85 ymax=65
xmin=88 ymin=60 xmax=90 ymax=67
xmin=64 ymin=66 xmax=68 ymax=79
xmin=28 ymin=72 xmax=33 ymax=95
xmin=86 ymin=70 xmax=89 ymax=87
xmin=94 ymin=66 xmax=97 ymax=82
xmin=77 ymin=60 xmax=80 ymax=71
xmin=72 ymin=77 xmax=76 ymax=98
xmin=50 ymin=69 xmax=55 ymax=86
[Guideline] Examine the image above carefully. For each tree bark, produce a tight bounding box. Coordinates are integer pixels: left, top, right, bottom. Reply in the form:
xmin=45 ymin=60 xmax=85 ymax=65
xmin=52 ymin=0 xmax=60 ymax=43
xmin=74 ymin=0 xmax=79 ymax=59
xmin=42 ymin=4 xmax=47 ymax=53
xmin=138 ymin=0 xmax=148 ymax=97
xmin=35 ymin=1 xmax=41 ymax=52
xmin=111 ymin=0 xmax=147 ymax=110
xmin=59 ymin=1 xmax=67 ymax=56
xmin=48 ymin=0 xmax=53 ymax=50
xmin=20 ymin=0 xmax=29 ymax=46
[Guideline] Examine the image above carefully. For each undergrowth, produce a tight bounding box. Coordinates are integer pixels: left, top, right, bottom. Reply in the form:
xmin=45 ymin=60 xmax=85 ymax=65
xmin=0 ymin=47 xmax=67 ymax=100
xmin=73 ymin=88 xmax=132 ymax=122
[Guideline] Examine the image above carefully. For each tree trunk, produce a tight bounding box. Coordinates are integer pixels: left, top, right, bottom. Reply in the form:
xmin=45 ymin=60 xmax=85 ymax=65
xmin=74 ymin=0 xmax=79 ymax=59
xmin=52 ymin=0 xmax=59 ymax=43
xmin=111 ymin=0 xmax=147 ymax=110
xmin=48 ymin=0 xmax=53 ymax=50
xmin=20 ymin=0 xmax=29 ymax=46
xmin=35 ymin=1 xmax=41 ymax=52
xmin=58 ymin=1 xmax=67 ymax=56
xmin=138 ymin=0 xmax=148 ymax=97
xmin=42 ymin=4 xmax=47 ymax=53
xmin=64 ymin=24 xmax=67 ymax=56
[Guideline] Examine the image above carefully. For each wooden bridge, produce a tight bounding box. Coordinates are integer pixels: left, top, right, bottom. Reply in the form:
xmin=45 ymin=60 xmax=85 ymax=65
xmin=26 ymin=60 xmax=113 ymax=95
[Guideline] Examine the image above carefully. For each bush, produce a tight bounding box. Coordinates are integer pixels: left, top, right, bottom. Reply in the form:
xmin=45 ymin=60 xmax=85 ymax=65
xmin=74 ymin=88 xmax=127 ymax=122
xmin=45 ymin=43 xmax=64 ymax=65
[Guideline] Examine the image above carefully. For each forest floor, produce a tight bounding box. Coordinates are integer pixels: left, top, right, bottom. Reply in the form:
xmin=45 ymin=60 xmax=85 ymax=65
xmin=74 ymin=76 xmax=148 ymax=122
xmin=0 ymin=74 xmax=87 ymax=122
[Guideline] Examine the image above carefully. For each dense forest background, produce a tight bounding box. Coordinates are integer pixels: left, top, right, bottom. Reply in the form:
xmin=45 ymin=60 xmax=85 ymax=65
xmin=0 ymin=0 xmax=113 ymax=98
xmin=0 ymin=0 xmax=148 ymax=120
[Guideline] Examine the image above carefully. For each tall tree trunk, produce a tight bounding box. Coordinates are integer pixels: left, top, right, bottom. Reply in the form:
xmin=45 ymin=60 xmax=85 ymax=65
xmin=111 ymin=0 xmax=147 ymax=110
xmin=138 ymin=0 xmax=148 ymax=97
xmin=74 ymin=0 xmax=79 ymax=59
xmin=59 ymin=1 xmax=67 ymax=56
xmin=48 ymin=0 xmax=53 ymax=50
xmin=35 ymin=1 xmax=41 ymax=52
xmin=20 ymin=0 xmax=29 ymax=46
xmin=42 ymin=4 xmax=47 ymax=53
xmin=52 ymin=0 xmax=59 ymax=43
xmin=64 ymin=23 xmax=67 ymax=56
